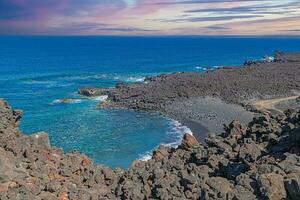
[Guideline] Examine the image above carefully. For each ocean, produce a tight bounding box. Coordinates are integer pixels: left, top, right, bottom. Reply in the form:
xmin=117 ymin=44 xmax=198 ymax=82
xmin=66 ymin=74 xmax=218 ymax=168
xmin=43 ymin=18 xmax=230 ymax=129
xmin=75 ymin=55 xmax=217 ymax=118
xmin=0 ymin=36 xmax=299 ymax=168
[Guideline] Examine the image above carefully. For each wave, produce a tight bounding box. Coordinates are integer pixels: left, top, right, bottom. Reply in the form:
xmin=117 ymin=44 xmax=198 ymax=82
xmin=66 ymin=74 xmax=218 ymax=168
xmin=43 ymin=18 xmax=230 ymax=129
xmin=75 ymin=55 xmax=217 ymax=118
xmin=19 ymin=73 xmax=147 ymax=86
xmin=50 ymin=95 xmax=108 ymax=105
xmin=212 ymin=65 xmax=223 ymax=69
xmin=164 ymin=119 xmax=193 ymax=147
xmin=126 ymin=77 xmax=145 ymax=82
xmin=20 ymin=73 xmax=108 ymax=83
xmin=56 ymin=73 xmax=145 ymax=83
xmin=90 ymin=95 xmax=108 ymax=102
xmin=195 ymin=65 xmax=224 ymax=71
xmin=114 ymin=76 xmax=145 ymax=83
xmin=195 ymin=66 xmax=208 ymax=71
xmin=55 ymin=74 xmax=108 ymax=81
xmin=138 ymin=119 xmax=193 ymax=161
xmin=138 ymin=150 xmax=153 ymax=161
xmin=22 ymin=79 xmax=75 ymax=88
xmin=22 ymin=79 xmax=56 ymax=85
xmin=46 ymin=83 xmax=74 ymax=88
xmin=50 ymin=98 xmax=82 ymax=105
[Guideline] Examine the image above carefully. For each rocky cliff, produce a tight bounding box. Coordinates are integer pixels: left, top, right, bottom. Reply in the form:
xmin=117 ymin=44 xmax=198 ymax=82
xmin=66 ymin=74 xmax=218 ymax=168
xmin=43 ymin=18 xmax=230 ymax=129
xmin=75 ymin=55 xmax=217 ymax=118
xmin=1 ymin=98 xmax=300 ymax=200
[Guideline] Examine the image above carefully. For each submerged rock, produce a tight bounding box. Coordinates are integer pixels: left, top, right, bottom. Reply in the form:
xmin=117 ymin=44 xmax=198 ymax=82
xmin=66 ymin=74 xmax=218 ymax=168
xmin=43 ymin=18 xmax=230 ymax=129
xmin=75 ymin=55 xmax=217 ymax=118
xmin=53 ymin=98 xmax=81 ymax=104
xmin=78 ymin=88 xmax=112 ymax=97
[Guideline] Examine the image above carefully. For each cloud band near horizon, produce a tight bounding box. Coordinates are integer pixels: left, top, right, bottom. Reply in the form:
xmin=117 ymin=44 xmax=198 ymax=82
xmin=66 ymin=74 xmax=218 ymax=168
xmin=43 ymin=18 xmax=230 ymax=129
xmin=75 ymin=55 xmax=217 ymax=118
xmin=0 ymin=0 xmax=299 ymax=35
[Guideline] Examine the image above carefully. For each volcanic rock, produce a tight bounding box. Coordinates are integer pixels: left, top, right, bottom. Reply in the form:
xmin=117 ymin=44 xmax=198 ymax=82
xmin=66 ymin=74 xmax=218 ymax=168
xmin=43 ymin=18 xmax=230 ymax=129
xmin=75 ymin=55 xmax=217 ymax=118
xmin=1 ymin=95 xmax=300 ymax=199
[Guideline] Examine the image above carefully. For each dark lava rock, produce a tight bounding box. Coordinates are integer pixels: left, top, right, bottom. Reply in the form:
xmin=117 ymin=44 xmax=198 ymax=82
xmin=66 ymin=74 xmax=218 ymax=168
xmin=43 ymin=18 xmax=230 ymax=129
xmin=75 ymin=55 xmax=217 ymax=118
xmin=179 ymin=133 xmax=199 ymax=149
xmin=80 ymin=52 xmax=300 ymax=112
xmin=258 ymin=173 xmax=287 ymax=200
xmin=284 ymin=173 xmax=300 ymax=200
xmin=78 ymin=88 xmax=112 ymax=97
xmin=1 ymin=93 xmax=300 ymax=199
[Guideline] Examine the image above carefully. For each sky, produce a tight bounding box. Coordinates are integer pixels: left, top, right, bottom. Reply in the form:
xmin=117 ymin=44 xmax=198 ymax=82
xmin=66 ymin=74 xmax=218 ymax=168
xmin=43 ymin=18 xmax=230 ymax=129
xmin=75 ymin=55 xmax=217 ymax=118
xmin=0 ymin=0 xmax=300 ymax=35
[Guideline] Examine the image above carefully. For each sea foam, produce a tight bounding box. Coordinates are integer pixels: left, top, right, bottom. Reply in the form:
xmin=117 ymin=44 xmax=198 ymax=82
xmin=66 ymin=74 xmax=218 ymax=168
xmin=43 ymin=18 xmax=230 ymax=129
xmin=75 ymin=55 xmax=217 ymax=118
xmin=138 ymin=119 xmax=192 ymax=161
xmin=50 ymin=98 xmax=82 ymax=105
xmin=113 ymin=76 xmax=145 ymax=83
xmin=125 ymin=77 xmax=145 ymax=82
xmin=195 ymin=66 xmax=208 ymax=71
xmin=164 ymin=119 xmax=193 ymax=147
xmin=91 ymin=95 xmax=108 ymax=102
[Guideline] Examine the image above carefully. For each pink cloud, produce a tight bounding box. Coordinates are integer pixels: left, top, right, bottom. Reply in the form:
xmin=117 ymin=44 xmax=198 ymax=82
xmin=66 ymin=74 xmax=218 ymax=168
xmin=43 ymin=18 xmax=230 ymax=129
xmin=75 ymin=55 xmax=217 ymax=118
xmin=0 ymin=0 xmax=300 ymax=35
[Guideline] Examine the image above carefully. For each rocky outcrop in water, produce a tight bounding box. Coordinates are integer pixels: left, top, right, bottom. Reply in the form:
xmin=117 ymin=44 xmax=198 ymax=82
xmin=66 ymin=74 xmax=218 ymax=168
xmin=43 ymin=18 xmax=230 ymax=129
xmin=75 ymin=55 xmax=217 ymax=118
xmin=1 ymin=98 xmax=300 ymax=199
xmin=78 ymin=88 xmax=112 ymax=97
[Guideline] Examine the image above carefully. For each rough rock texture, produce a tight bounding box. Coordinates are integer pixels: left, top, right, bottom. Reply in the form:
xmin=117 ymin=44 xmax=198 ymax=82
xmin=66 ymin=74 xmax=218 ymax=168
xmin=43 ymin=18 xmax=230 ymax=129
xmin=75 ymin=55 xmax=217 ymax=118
xmin=78 ymin=88 xmax=111 ymax=97
xmin=276 ymin=96 xmax=300 ymax=111
xmin=79 ymin=52 xmax=300 ymax=111
xmin=1 ymin=98 xmax=300 ymax=199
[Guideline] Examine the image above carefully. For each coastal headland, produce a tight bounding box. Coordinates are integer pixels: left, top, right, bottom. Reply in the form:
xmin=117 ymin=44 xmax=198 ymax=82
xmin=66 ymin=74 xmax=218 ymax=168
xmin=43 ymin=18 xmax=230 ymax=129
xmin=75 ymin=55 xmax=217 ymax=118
xmin=79 ymin=52 xmax=300 ymax=141
xmin=1 ymin=52 xmax=300 ymax=199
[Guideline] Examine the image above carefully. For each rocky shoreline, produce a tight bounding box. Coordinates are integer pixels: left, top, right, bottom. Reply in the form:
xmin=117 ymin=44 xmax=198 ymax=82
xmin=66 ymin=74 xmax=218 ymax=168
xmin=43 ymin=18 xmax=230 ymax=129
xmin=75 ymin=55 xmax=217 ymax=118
xmin=1 ymin=51 xmax=300 ymax=199
xmin=79 ymin=52 xmax=300 ymax=109
xmin=79 ymin=52 xmax=300 ymax=140
xmin=1 ymin=98 xmax=300 ymax=199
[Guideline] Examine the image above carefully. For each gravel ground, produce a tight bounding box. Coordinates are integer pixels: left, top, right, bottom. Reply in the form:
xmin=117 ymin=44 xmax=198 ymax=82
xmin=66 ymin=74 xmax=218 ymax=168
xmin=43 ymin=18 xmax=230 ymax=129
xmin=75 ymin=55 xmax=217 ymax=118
xmin=164 ymin=97 xmax=254 ymax=141
xmin=276 ymin=96 xmax=300 ymax=111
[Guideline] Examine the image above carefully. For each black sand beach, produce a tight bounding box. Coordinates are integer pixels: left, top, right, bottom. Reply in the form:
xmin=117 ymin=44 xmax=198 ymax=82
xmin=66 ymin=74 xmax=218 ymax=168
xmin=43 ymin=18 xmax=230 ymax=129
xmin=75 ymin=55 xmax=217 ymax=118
xmin=164 ymin=97 xmax=254 ymax=142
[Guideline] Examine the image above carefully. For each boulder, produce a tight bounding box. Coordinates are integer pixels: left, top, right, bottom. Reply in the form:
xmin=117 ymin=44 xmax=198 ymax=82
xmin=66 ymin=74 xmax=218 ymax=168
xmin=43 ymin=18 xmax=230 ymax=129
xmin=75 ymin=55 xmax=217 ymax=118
xmin=284 ymin=173 xmax=300 ymax=200
xmin=289 ymin=127 xmax=300 ymax=145
xmin=38 ymin=191 xmax=58 ymax=200
xmin=152 ymin=145 xmax=171 ymax=161
xmin=205 ymin=177 xmax=232 ymax=199
xmin=239 ymin=139 xmax=262 ymax=163
xmin=258 ymin=173 xmax=286 ymax=200
xmin=232 ymin=185 xmax=257 ymax=200
xmin=23 ymin=132 xmax=51 ymax=149
xmin=278 ymin=153 xmax=300 ymax=174
xmin=115 ymin=82 xmax=129 ymax=90
xmin=0 ymin=148 xmax=29 ymax=183
xmin=0 ymin=99 xmax=7 ymax=108
xmin=224 ymin=120 xmax=247 ymax=140
xmin=223 ymin=163 xmax=247 ymax=179
xmin=180 ymin=133 xmax=199 ymax=149
xmin=236 ymin=173 xmax=260 ymax=194
xmin=54 ymin=98 xmax=80 ymax=104
xmin=78 ymin=88 xmax=112 ymax=97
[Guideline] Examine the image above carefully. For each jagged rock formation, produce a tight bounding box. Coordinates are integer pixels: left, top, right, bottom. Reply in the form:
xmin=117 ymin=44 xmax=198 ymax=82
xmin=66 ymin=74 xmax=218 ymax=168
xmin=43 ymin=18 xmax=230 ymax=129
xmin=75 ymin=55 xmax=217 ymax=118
xmin=1 ymin=98 xmax=300 ymax=199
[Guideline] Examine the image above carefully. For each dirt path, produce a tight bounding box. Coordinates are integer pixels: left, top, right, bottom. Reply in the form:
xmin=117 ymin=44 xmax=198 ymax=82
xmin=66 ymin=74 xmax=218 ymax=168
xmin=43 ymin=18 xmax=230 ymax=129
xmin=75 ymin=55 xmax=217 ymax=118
xmin=252 ymin=96 xmax=299 ymax=113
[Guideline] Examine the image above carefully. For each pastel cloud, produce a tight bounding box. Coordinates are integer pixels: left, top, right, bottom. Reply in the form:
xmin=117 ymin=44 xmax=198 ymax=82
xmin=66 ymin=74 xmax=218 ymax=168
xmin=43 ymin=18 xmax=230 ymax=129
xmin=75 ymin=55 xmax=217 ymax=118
xmin=0 ymin=0 xmax=299 ymax=35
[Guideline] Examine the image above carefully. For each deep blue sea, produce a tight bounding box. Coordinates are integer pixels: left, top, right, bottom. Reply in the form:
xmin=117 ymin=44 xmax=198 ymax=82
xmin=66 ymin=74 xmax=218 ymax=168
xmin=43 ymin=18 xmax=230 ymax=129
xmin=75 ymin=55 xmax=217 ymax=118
xmin=0 ymin=36 xmax=299 ymax=168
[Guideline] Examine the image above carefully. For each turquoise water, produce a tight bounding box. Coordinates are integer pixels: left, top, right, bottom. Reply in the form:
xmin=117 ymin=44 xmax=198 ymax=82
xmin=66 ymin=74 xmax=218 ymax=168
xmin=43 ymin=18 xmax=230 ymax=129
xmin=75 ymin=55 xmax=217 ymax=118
xmin=0 ymin=36 xmax=299 ymax=168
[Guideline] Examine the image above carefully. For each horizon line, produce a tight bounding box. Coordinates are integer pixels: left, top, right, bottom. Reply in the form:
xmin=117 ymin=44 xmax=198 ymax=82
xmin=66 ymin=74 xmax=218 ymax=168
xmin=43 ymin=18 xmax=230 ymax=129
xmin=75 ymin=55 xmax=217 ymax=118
xmin=1 ymin=34 xmax=300 ymax=38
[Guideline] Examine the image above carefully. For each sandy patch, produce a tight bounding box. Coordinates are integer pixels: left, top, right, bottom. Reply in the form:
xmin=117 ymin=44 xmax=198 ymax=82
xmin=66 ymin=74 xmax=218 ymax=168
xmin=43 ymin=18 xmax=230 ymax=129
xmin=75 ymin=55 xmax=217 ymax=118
xmin=251 ymin=96 xmax=299 ymax=113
